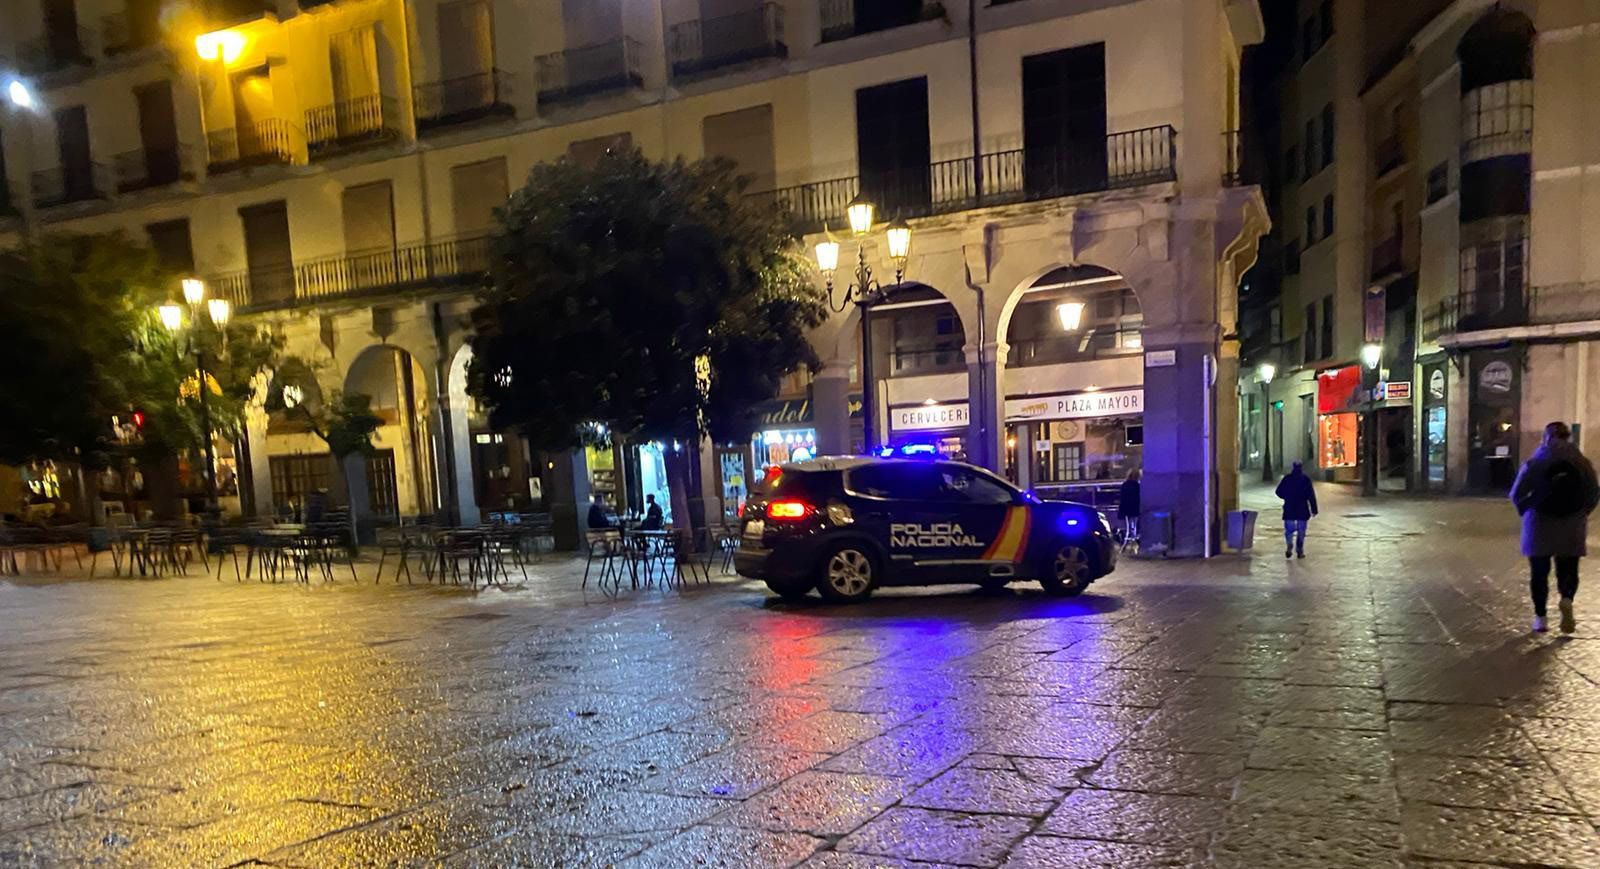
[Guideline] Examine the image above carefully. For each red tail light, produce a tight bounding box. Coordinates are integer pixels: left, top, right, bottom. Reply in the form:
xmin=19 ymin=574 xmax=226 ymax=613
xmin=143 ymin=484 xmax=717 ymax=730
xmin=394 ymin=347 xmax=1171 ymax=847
xmin=766 ymin=499 xmax=813 ymax=520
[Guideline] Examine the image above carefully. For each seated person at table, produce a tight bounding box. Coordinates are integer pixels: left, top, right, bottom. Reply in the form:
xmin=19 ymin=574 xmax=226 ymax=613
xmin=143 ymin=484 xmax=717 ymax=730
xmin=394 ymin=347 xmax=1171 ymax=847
xmin=641 ymin=494 xmax=665 ymax=530
xmin=587 ymin=497 xmax=616 ymax=530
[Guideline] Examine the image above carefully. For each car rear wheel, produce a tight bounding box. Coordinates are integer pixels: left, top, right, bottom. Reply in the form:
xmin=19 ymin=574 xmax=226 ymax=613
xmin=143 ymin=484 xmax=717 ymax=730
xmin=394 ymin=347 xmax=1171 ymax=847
xmin=1040 ymin=545 xmax=1092 ymax=597
xmin=816 ymin=544 xmax=877 ymax=604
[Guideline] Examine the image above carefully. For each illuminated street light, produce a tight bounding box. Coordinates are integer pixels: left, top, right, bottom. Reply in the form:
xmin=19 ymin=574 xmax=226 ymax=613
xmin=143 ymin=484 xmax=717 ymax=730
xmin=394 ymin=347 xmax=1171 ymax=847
xmin=207 ymin=297 xmax=231 ymax=327
xmin=182 ymin=277 xmax=206 ymax=306
xmin=1258 ymin=361 xmax=1277 ymax=481
xmin=158 ymin=303 xmax=184 ymax=332
xmin=846 ymin=195 xmax=875 ymax=236
xmin=1056 ymin=300 xmax=1085 ymax=331
xmin=5 ymin=79 xmax=34 ymax=110
xmin=814 ymin=196 xmax=912 ymax=453
xmin=1259 ymin=362 xmax=1276 ymax=385
xmin=195 ymin=29 xmax=246 ymax=64
xmin=1361 ymin=342 xmax=1382 ymax=369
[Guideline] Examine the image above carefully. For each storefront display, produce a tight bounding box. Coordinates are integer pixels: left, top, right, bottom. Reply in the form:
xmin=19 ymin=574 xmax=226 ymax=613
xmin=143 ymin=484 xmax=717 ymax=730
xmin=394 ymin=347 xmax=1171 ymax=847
xmin=755 ymin=429 xmax=817 ymax=467
xmin=1422 ymin=361 xmax=1448 ymax=488
xmin=1318 ymin=412 xmax=1358 ymax=469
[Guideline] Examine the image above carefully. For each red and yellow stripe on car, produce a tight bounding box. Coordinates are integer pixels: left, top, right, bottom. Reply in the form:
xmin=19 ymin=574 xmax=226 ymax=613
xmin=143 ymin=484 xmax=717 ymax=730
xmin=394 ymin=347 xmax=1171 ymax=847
xmin=982 ymin=506 xmax=1031 ymax=562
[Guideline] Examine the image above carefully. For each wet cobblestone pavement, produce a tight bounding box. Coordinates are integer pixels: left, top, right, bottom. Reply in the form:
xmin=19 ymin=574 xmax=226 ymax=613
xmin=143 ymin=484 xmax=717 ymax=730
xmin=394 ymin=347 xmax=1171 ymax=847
xmin=7 ymin=484 xmax=1600 ymax=867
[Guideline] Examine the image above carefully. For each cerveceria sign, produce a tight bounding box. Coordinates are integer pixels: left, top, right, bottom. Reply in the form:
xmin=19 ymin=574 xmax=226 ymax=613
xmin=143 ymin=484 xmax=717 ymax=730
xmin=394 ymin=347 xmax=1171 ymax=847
xmin=890 ymin=389 xmax=1144 ymax=432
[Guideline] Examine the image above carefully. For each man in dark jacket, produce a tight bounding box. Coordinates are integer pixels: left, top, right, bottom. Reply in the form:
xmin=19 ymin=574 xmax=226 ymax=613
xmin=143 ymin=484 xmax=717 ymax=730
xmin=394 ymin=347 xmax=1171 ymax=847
xmin=1275 ymin=460 xmax=1318 ymax=559
xmin=1510 ymin=422 xmax=1600 ymax=633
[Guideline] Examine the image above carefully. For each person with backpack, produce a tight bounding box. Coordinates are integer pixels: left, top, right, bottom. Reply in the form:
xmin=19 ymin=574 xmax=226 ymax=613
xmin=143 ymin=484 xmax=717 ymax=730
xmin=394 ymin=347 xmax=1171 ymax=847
xmin=1511 ymin=422 xmax=1600 ymax=633
xmin=1275 ymin=460 xmax=1318 ymax=559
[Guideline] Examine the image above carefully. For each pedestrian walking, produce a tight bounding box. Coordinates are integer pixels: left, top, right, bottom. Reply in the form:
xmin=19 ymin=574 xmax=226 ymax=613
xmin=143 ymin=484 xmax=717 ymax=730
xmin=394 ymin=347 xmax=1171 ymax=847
xmin=1118 ymin=468 xmax=1141 ymax=544
xmin=1275 ymin=460 xmax=1318 ymax=559
xmin=1510 ymin=421 xmax=1600 ymax=633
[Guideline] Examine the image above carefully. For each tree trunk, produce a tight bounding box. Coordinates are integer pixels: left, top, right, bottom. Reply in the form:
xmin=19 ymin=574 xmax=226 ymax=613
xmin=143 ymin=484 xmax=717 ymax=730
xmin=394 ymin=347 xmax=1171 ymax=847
xmin=663 ymin=443 xmax=698 ymax=548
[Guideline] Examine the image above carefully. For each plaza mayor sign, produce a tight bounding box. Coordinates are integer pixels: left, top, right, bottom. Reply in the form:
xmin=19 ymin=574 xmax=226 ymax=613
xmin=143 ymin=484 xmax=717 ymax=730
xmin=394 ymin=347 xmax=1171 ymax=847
xmin=1006 ymin=389 xmax=1144 ymax=422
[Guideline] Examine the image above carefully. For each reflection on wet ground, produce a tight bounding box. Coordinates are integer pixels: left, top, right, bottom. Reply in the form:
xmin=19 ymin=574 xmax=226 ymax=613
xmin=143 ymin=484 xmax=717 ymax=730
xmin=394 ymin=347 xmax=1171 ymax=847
xmin=4 ymin=485 xmax=1600 ymax=866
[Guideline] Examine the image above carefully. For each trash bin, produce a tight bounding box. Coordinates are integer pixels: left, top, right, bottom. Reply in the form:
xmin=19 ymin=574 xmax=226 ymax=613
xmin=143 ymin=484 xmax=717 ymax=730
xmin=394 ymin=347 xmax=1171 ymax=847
xmin=1226 ymin=509 xmax=1258 ymax=550
xmin=1143 ymin=510 xmax=1174 ymax=555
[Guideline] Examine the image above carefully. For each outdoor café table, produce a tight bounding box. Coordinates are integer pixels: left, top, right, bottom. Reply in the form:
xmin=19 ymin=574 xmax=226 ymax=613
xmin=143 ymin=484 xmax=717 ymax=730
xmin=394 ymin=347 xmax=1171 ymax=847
xmin=248 ymin=526 xmax=305 ymax=582
xmin=624 ymin=529 xmax=679 ymax=589
xmin=117 ymin=528 xmax=155 ymax=577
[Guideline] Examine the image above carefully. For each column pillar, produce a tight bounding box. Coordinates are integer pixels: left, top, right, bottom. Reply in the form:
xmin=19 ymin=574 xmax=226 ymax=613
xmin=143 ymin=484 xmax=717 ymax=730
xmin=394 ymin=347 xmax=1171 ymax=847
xmin=964 ymin=340 xmax=1007 ymax=472
xmin=1141 ymin=324 xmax=1221 ymax=557
xmin=245 ymin=406 xmax=272 ymax=517
xmin=1215 ymin=340 xmax=1241 ymax=516
xmin=433 ymin=397 xmax=478 ymax=526
xmin=813 ymin=363 xmax=852 ymax=456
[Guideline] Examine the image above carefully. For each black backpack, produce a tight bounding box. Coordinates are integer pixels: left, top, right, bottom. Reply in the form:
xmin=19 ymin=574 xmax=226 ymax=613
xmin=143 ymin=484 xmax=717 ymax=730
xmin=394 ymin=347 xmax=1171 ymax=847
xmin=1533 ymin=460 xmax=1588 ymax=518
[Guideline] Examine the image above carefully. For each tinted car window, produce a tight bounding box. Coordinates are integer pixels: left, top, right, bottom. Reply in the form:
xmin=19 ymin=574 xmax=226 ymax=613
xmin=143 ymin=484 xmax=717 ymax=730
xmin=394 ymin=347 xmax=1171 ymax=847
xmin=846 ymin=464 xmax=940 ymax=500
xmin=936 ymin=467 xmax=1017 ymax=505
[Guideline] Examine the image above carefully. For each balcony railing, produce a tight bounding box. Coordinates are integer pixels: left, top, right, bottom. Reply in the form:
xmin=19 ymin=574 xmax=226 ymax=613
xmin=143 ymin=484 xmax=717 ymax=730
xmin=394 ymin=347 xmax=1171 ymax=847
xmin=1420 ymin=283 xmax=1600 ymax=341
xmin=750 ymin=127 xmax=1177 ymax=230
xmin=414 ymin=69 xmax=513 ymax=131
xmin=101 ymin=11 xmax=159 ymax=56
xmin=1370 ymin=235 xmax=1402 ymax=281
xmin=114 ymin=144 xmax=190 ymax=192
xmin=1374 ymin=134 xmax=1405 ymax=177
xmin=668 ymin=3 xmax=786 ymax=79
xmin=16 ymin=30 xmax=94 ymax=75
xmin=820 ymin=0 xmax=945 ymax=43
xmin=211 ymin=235 xmax=495 ymax=312
xmin=306 ymin=95 xmax=400 ymax=156
xmin=1461 ymin=80 xmax=1532 ymax=164
xmin=1222 ymin=130 xmax=1242 ymax=186
xmin=207 ymin=120 xmax=300 ymax=171
xmin=31 ymin=164 xmax=112 ymax=208
xmin=537 ymin=38 xmax=645 ymax=104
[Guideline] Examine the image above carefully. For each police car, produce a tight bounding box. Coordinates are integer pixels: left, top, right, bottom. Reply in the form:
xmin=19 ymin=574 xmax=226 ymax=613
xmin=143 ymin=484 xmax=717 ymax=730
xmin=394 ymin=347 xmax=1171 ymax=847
xmin=734 ymin=456 xmax=1116 ymax=603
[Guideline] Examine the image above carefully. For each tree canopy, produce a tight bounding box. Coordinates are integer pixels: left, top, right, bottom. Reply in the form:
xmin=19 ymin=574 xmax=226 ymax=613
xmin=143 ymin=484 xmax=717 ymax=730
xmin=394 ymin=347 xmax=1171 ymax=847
xmin=466 ymin=149 xmax=827 ymax=449
xmin=0 ymin=233 xmax=283 ymax=470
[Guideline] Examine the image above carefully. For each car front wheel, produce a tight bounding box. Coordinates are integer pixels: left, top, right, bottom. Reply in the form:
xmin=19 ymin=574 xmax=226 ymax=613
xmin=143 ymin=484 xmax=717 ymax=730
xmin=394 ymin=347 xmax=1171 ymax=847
xmin=816 ymin=544 xmax=877 ymax=604
xmin=1039 ymin=544 xmax=1092 ymax=597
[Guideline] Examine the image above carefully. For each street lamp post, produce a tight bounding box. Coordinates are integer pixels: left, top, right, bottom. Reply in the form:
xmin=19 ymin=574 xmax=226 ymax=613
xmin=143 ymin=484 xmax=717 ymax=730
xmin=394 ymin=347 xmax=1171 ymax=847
xmin=814 ymin=196 xmax=911 ymax=454
xmin=160 ymin=280 xmax=232 ymax=513
xmin=1258 ymin=362 xmax=1276 ymax=483
xmin=1361 ymin=342 xmax=1382 ymax=497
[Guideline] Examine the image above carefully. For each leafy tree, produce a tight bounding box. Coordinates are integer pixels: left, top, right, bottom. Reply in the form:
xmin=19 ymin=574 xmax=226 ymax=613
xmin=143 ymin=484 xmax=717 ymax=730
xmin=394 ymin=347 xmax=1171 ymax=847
xmin=467 ymin=150 xmax=826 ymax=535
xmin=0 ymin=233 xmax=283 ymax=516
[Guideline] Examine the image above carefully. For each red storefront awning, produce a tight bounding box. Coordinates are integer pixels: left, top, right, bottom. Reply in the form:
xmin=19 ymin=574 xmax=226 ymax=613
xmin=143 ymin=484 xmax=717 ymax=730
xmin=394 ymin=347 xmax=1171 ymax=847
xmin=1317 ymin=365 xmax=1361 ymax=415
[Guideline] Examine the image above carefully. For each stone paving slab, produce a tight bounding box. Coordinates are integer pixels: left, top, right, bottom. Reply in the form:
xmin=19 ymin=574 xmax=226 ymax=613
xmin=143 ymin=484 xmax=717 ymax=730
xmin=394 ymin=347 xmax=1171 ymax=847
xmin=5 ymin=484 xmax=1600 ymax=865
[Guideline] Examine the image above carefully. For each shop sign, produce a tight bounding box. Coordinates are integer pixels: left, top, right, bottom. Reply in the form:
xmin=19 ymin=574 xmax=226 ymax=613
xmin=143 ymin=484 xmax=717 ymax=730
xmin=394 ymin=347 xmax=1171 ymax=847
xmin=1479 ymin=361 xmax=1513 ymax=394
xmin=753 ymin=398 xmax=812 ymax=427
xmin=892 ymin=403 xmax=970 ymax=432
xmin=1384 ymin=381 xmax=1412 ymax=402
xmin=1006 ymin=389 xmax=1144 ymax=422
xmin=1428 ymin=369 xmax=1446 ymax=400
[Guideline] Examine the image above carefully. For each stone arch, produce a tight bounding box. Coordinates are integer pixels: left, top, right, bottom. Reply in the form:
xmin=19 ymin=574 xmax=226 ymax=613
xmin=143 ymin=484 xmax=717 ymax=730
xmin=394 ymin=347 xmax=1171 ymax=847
xmin=341 ymin=343 xmax=439 ymax=521
xmin=995 ymin=264 xmax=1144 ymax=356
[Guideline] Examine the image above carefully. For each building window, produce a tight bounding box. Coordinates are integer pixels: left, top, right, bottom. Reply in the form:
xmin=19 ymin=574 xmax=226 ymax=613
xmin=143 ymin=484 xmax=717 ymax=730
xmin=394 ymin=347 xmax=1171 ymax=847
xmin=1283 ymin=144 xmax=1298 ymax=185
xmin=1460 ymin=233 xmax=1528 ymax=316
xmin=146 ymin=219 xmax=195 ymax=273
xmin=269 ymin=454 xmax=334 ymax=510
xmin=1426 ymin=161 xmax=1449 ymax=204
xmin=1285 ymin=238 xmax=1302 ymax=275
xmin=1322 ymin=194 xmax=1335 ymax=237
xmin=1305 ymin=206 xmax=1317 ymax=244
xmin=1303 ymin=119 xmax=1316 ymax=178
xmin=1321 ymin=103 xmax=1334 ymax=169
xmin=1304 ymin=302 xmax=1318 ymax=362
xmin=1320 ymin=296 xmax=1334 ymax=359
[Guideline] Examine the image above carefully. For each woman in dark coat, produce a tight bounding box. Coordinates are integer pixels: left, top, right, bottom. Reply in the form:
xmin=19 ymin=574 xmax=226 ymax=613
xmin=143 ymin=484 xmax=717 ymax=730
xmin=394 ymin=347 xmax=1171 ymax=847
xmin=1118 ymin=469 xmax=1141 ymax=542
xmin=1510 ymin=421 xmax=1600 ymax=633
